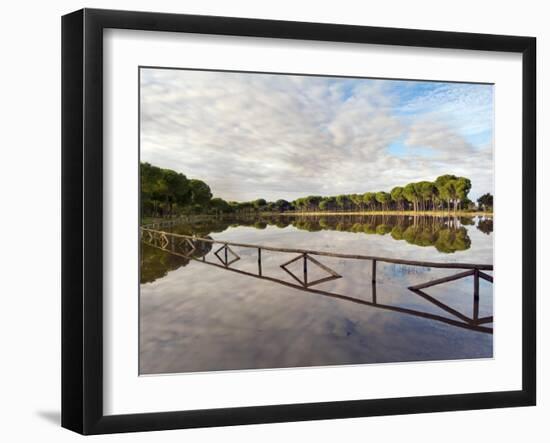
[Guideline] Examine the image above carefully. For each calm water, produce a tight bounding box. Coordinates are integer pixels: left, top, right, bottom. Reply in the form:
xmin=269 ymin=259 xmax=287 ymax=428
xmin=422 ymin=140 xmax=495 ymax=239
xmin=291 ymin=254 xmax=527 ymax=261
xmin=140 ymin=214 xmax=493 ymax=374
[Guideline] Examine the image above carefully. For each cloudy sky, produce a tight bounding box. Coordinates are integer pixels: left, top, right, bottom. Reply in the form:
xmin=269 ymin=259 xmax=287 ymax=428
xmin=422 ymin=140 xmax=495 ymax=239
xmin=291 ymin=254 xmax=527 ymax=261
xmin=140 ymin=68 xmax=494 ymax=202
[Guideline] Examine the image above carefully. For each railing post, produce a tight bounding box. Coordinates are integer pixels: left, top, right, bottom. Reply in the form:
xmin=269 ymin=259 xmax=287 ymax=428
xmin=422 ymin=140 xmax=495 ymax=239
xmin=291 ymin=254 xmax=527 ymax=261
xmin=303 ymin=254 xmax=308 ymax=286
xmin=258 ymin=248 xmax=262 ymax=276
xmin=474 ymin=268 xmax=480 ymax=301
xmin=372 ymin=259 xmax=377 ymax=283
xmin=473 ymin=296 xmax=479 ymax=321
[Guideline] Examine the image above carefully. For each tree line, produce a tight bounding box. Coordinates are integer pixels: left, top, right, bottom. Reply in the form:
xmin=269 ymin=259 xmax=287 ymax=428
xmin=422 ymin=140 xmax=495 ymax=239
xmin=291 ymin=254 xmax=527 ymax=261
xmin=291 ymin=175 xmax=479 ymax=213
xmin=141 ymin=162 xmax=493 ymax=218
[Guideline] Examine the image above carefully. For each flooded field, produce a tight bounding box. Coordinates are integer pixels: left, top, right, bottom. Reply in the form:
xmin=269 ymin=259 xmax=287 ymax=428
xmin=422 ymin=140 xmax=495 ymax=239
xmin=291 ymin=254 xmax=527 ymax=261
xmin=140 ymin=214 xmax=493 ymax=374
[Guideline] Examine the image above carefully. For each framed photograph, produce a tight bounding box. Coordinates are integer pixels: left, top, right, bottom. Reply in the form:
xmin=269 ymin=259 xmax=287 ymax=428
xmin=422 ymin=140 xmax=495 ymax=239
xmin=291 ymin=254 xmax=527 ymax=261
xmin=61 ymin=8 xmax=536 ymax=434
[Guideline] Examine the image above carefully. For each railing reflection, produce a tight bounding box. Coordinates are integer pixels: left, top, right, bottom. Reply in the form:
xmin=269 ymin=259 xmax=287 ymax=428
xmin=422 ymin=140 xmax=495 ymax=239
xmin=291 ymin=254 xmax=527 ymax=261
xmin=141 ymin=228 xmax=493 ymax=335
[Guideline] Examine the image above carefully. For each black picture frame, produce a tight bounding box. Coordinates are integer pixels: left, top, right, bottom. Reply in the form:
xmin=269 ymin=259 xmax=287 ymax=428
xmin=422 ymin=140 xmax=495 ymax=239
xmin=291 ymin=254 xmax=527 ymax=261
xmin=62 ymin=8 xmax=536 ymax=435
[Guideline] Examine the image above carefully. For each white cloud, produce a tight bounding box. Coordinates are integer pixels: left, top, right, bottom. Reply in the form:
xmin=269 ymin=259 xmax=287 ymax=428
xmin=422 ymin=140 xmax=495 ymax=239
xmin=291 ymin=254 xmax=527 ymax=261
xmin=140 ymin=69 xmax=494 ymax=202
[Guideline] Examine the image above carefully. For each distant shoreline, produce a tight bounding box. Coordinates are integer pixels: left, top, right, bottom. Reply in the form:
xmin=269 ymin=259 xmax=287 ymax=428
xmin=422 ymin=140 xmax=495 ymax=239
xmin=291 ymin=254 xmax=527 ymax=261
xmin=141 ymin=210 xmax=493 ymax=226
xmin=258 ymin=210 xmax=493 ymax=217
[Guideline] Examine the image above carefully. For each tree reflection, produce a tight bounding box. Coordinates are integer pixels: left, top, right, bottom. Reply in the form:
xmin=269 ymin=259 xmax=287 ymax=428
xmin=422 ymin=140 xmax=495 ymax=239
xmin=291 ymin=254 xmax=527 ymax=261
xmin=145 ymin=214 xmax=490 ymax=259
xmin=477 ymin=218 xmax=493 ymax=235
xmin=291 ymin=215 xmax=478 ymax=254
xmin=233 ymin=214 xmax=477 ymax=253
xmin=140 ymin=239 xmax=212 ymax=284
